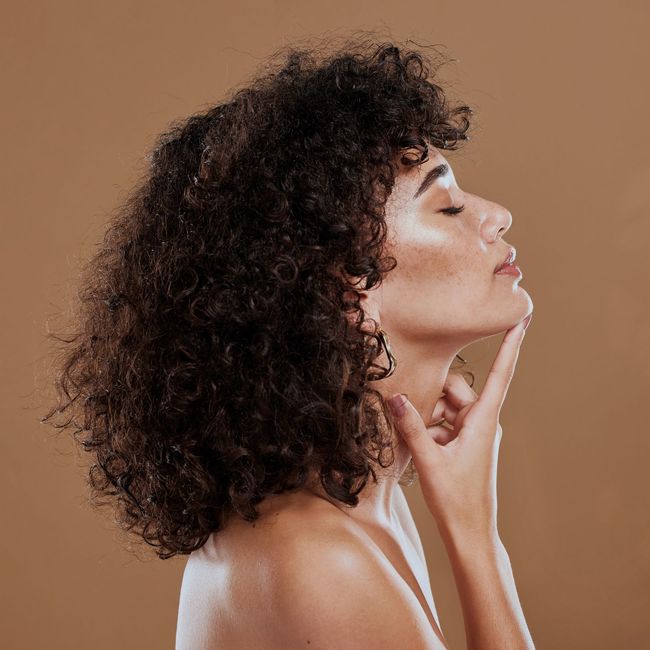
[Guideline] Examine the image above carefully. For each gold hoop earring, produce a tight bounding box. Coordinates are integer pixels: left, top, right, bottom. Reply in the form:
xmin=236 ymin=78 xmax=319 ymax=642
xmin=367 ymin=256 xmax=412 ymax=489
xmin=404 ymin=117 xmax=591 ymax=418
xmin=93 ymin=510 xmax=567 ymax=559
xmin=367 ymin=327 xmax=397 ymax=380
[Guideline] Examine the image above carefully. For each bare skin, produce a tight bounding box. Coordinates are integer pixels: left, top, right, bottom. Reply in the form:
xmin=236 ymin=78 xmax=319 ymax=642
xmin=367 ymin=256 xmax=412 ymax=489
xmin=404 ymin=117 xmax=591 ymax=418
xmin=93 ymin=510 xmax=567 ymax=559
xmin=176 ymin=147 xmax=535 ymax=648
xmin=177 ymin=486 xmax=443 ymax=648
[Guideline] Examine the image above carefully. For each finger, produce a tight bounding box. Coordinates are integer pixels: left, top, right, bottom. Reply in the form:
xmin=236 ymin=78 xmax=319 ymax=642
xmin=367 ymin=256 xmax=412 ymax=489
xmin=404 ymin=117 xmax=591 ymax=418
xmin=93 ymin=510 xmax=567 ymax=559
xmin=429 ymin=396 xmax=458 ymax=426
xmin=387 ymin=394 xmax=442 ymax=467
xmin=429 ymin=398 xmax=446 ymax=424
xmin=429 ymin=423 xmax=458 ymax=445
xmin=429 ymin=402 xmax=445 ymax=424
xmin=442 ymin=372 xmax=479 ymax=412
xmin=479 ymin=320 xmax=527 ymax=415
xmin=430 ymin=423 xmax=458 ymax=445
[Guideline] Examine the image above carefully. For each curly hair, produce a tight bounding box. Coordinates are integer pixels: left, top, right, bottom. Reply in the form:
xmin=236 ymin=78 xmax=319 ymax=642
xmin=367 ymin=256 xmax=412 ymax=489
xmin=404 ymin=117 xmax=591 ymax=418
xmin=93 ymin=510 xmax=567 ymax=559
xmin=41 ymin=33 xmax=474 ymax=559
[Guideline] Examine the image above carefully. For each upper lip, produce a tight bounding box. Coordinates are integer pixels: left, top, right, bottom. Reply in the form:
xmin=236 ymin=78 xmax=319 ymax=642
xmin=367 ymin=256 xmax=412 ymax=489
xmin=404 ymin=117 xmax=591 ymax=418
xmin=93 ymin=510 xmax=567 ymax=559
xmin=494 ymin=247 xmax=516 ymax=272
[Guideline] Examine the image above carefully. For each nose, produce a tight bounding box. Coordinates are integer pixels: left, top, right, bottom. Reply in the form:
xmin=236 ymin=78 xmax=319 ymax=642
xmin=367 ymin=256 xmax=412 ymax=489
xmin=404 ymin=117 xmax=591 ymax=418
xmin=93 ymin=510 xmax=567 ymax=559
xmin=482 ymin=201 xmax=512 ymax=243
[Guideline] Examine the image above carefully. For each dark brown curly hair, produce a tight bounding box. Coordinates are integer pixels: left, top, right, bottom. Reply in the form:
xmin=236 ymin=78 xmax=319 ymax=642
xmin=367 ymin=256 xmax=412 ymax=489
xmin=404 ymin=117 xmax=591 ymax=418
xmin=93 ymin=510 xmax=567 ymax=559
xmin=41 ymin=33 xmax=474 ymax=559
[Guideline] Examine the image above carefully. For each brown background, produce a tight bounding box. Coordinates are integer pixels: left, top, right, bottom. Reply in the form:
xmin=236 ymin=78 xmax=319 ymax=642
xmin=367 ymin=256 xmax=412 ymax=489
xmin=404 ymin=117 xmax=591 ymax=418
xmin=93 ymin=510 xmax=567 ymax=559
xmin=3 ymin=2 xmax=649 ymax=648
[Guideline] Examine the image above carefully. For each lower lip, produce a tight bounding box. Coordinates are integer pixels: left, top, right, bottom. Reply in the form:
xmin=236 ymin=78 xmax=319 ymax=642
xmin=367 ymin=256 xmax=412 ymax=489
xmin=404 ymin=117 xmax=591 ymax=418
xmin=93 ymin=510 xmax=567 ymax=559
xmin=495 ymin=263 xmax=522 ymax=277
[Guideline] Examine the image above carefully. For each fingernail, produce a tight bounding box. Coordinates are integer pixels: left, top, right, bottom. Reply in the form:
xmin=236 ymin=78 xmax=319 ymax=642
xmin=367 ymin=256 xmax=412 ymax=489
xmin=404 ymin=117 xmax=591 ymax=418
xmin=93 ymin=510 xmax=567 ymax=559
xmin=523 ymin=314 xmax=533 ymax=330
xmin=387 ymin=393 xmax=408 ymax=418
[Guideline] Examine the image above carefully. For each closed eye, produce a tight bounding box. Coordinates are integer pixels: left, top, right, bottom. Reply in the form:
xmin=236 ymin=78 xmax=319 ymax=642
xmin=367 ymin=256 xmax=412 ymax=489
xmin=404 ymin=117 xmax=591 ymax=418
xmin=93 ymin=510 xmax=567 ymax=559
xmin=440 ymin=204 xmax=465 ymax=215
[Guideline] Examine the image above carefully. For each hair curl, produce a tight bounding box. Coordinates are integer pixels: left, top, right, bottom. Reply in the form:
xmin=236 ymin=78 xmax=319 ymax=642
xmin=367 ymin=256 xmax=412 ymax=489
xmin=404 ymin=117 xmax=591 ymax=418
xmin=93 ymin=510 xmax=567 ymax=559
xmin=41 ymin=33 xmax=474 ymax=559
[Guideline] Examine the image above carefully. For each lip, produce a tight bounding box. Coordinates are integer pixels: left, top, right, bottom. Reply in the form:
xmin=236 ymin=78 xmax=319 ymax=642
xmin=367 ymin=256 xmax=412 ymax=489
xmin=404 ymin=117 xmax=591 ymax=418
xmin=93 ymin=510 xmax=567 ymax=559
xmin=494 ymin=263 xmax=522 ymax=277
xmin=494 ymin=247 xmax=516 ymax=273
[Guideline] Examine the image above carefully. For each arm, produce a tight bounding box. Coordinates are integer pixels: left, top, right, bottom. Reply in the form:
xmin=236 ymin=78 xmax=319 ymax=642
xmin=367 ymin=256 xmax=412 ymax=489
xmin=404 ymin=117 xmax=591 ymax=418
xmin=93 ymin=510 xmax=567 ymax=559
xmin=270 ymin=532 xmax=449 ymax=649
xmin=387 ymin=317 xmax=536 ymax=649
xmin=438 ymin=523 xmax=536 ymax=650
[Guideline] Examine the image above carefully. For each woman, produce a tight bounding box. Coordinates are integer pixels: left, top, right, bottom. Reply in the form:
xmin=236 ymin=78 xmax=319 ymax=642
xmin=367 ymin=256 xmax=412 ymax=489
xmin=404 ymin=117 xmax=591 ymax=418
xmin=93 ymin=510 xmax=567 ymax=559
xmin=42 ymin=36 xmax=535 ymax=648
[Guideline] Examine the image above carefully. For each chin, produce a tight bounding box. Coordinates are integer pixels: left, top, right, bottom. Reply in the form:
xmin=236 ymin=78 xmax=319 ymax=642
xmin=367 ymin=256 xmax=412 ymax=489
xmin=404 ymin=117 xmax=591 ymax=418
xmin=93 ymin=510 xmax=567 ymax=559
xmin=517 ymin=287 xmax=534 ymax=316
xmin=483 ymin=289 xmax=533 ymax=332
xmin=505 ymin=292 xmax=533 ymax=328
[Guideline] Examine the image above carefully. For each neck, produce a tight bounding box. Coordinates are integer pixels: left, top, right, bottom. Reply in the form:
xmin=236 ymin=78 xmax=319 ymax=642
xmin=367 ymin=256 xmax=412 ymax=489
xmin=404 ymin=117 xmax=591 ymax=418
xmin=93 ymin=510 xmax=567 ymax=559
xmin=305 ymin=339 xmax=462 ymax=530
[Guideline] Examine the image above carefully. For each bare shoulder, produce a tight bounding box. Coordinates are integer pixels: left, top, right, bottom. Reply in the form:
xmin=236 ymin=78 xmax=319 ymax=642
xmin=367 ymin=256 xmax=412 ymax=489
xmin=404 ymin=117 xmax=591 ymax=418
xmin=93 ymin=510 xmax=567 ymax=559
xmin=177 ymin=491 xmax=362 ymax=648
xmin=267 ymin=522 xmax=447 ymax=649
xmin=177 ymin=491 xmax=446 ymax=649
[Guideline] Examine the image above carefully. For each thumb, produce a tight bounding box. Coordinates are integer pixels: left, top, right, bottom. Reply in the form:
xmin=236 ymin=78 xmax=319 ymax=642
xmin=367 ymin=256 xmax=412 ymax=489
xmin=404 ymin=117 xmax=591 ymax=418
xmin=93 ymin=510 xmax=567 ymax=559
xmin=387 ymin=393 xmax=441 ymax=467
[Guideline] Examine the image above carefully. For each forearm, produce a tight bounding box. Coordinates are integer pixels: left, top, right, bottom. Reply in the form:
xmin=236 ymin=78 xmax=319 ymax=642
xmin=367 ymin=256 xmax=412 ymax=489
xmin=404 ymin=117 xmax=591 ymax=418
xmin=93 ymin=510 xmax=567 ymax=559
xmin=438 ymin=523 xmax=536 ymax=650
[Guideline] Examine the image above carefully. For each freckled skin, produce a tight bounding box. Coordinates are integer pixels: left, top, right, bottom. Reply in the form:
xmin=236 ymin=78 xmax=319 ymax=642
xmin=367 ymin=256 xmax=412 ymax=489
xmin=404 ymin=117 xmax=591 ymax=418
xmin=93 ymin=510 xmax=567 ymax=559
xmin=353 ymin=146 xmax=533 ymax=440
xmin=311 ymin=145 xmax=534 ymax=529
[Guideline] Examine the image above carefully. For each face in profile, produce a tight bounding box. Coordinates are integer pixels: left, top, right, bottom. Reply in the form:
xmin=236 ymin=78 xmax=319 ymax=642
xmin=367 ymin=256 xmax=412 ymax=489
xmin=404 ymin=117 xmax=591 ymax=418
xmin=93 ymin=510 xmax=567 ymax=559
xmin=360 ymin=147 xmax=533 ymax=353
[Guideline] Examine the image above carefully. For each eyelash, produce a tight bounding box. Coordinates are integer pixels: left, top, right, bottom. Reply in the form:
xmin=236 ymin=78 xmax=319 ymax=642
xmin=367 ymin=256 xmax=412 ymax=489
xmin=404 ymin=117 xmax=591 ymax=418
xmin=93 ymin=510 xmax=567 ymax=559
xmin=440 ymin=204 xmax=465 ymax=216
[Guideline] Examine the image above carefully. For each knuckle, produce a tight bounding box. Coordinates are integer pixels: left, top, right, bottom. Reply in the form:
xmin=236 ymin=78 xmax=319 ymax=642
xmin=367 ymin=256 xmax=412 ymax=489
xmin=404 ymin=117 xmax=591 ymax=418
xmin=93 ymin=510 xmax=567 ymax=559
xmin=399 ymin=421 xmax=420 ymax=439
xmin=410 ymin=423 xmax=427 ymax=440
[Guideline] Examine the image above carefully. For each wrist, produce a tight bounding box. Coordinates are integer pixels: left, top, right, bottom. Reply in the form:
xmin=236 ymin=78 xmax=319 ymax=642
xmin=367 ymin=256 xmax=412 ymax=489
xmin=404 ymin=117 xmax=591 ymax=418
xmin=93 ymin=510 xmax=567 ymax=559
xmin=436 ymin=518 xmax=504 ymax=555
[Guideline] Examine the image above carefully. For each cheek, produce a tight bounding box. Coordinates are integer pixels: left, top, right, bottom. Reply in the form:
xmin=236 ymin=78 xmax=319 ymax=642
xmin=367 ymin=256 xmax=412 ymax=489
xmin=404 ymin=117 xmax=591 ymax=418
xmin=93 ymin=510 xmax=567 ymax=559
xmin=382 ymin=233 xmax=489 ymax=325
xmin=394 ymin=234 xmax=471 ymax=286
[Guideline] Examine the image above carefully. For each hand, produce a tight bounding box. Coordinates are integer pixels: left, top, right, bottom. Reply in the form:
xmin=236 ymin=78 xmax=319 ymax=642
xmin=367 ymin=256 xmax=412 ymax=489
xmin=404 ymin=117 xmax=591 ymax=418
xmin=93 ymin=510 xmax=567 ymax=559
xmin=388 ymin=314 xmax=532 ymax=540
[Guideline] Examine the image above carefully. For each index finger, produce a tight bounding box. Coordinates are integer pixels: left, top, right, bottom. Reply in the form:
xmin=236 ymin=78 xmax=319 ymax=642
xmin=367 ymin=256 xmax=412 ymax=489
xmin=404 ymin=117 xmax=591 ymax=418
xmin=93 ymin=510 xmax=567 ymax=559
xmin=478 ymin=318 xmax=529 ymax=415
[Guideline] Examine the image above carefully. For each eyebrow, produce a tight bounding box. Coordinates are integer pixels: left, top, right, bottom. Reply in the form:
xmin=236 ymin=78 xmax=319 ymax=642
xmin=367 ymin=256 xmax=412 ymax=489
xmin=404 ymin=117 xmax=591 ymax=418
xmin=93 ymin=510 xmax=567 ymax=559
xmin=412 ymin=163 xmax=449 ymax=200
